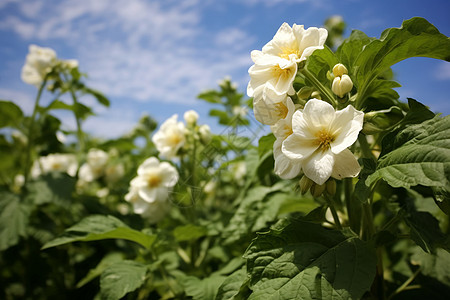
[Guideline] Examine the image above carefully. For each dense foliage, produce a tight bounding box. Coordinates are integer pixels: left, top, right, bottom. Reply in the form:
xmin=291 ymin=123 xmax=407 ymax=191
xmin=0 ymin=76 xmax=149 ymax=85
xmin=0 ymin=17 xmax=449 ymax=300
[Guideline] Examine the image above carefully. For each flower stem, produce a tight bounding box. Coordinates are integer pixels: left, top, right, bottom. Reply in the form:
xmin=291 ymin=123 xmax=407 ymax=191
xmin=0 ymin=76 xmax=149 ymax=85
xmin=24 ymin=78 xmax=48 ymax=184
xmin=300 ymin=67 xmax=337 ymax=107
xmin=324 ymin=194 xmax=342 ymax=230
xmin=64 ymin=74 xmax=85 ymax=153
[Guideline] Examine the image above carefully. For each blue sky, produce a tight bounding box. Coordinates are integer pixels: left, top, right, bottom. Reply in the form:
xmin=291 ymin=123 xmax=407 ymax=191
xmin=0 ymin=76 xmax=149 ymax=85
xmin=1 ymin=0 xmax=449 ymax=138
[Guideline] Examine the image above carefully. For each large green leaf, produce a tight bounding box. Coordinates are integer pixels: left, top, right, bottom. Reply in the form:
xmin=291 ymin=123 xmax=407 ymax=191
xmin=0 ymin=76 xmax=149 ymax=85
xmin=354 ymin=17 xmax=450 ymax=108
xmin=244 ymin=218 xmax=376 ymax=300
xmin=336 ymin=30 xmax=374 ymax=72
xmin=0 ymin=100 xmax=23 ymax=128
xmin=25 ymin=173 xmax=76 ymax=205
xmin=411 ymin=247 xmax=450 ymax=287
xmin=77 ymin=252 xmax=124 ymax=288
xmin=215 ymin=267 xmax=248 ymax=300
xmin=100 ymin=260 xmax=147 ymax=300
xmin=173 ymin=224 xmax=207 ymax=242
xmin=42 ymin=215 xmax=156 ymax=249
xmin=0 ymin=192 xmax=30 ymax=251
xmin=367 ymin=115 xmax=450 ymax=189
xmin=179 ymin=274 xmax=227 ymax=300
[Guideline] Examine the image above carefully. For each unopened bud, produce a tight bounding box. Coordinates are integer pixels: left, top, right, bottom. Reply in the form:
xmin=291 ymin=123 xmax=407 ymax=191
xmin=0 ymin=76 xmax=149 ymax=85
xmin=332 ymin=74 xmax=353 ymax=98
xmin=326 ymin=179 xmax=337 ymax=196
xmin=184 ymin=110 xmax=199 ymax=125
xmin=299 ymin=176 xmax=313 ymax=195
xmin=199 ymin=124 xmax=212 ymax=144
xmin=332 ymin=63 xmax=348 ymax=77
xmin=310 ymin=182 xmax=326 ymax=198
xmin=311 ymin=91 xmax=321 ymax=100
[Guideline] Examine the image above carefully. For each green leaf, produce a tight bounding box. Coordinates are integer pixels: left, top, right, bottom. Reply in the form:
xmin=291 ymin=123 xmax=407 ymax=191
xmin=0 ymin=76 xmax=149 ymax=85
xmin=25 ymin=173 xmax=76 ymax=205
xmin=210 ymin=109 xmax=232 ymax=125
xmin=84 ymin=87 xmax=110 ymax=107
xmin=179 ymin=274 xmax=227 ymax=300
xmin=100 ymin=260 xmax=147 ymax=300
xmin=367 ymin=115 xmax=450 ymax=189
xmin=336 ymin=30 xmax=374 ymax=71
xmin=0 ymin=100 xmax=23 ymax=128
xmin=404 ymin=211 xmax=446 ymax=253
xmin=244 ymin=218 xmax=376 ymax=300
xmin=173 ymin=224 xmax=207 ymax=242
xmin=77 ymin=252 xmax=124 ymax=288
xmin=223 ymin=182 xmax=288 ymax=244
xmin=42 ymin=215 xmax=156 ymax=249
xmin=198 ymin=90 xmax=222 ymax=104
xmin=258 ymin=133 xmax=275 ymax=157
xmin=216 ymin=267 xmax=248 ymax=300
xmin=354 ymin=158 xmax=377 ymax=203
xmin=355 ymin=17 xmax=450 ymax=107
xmin=411 ymin=247 xmax=450 ymax=286
xmin=0 ymin=192 xmax=30 ymax=251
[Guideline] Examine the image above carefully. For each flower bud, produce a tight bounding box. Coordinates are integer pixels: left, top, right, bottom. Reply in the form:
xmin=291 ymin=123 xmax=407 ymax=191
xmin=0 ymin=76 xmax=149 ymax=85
xmin=311 ymin=91 xmax=321 ymax=100
xmin=326 ymin=179 xmax=336 ymax=196
xmin=332 ymin=63 xmax=348 ymax=77
xmin=310 ymin=182 xmax=326 ymax=198
xmin=184 ymin=110 xmax=199 ymax=125
xmin=332 ymin=74 xmax=353 ymax=98
xmin=199 ymin=124 xmax=212 ymax=144
xmin=299 ymin=176 xmax=313 ymax=195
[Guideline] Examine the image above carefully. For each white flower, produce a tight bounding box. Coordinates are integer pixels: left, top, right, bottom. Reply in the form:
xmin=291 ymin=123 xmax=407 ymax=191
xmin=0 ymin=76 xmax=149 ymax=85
xmin=253 ymin=84 xmax=290 ymax=125
xmin=269 ymin=98 xmax=302 ymax=179
xmin=129 ymin=157 xmax=178 ymax=203
xmin=125 ymin=187 xmax=171 ymax=223
xmin=152 ymin=114 xmax=186 ymax=159
xmin=184 ymin=110 xmax=199 ymax=125
xmin=282 ymin=99 xmax=363 ymax=185
xmin=61 ymin=59 xmax=79 ymax=69
xmin=262 ymin=23 xmax=328 ymax=63
xmin=31 ymin=153 xmax=78 ymax=178
xmin=78 ymin=148 xmax=109 ymax=182
xmin=21 ymin=45 xmax=57 ymax=86
xmin=247 ymin=51 xmax=297 ymax=97
xmin=232 ymin=106 xmax=248 ymax=118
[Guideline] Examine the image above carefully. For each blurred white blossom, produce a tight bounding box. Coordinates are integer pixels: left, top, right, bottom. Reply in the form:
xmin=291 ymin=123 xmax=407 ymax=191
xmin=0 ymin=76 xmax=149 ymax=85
xmin=184 ymin=110 xmax=199 ymax=125
xmin=78 ymin=148 xmax=109 ymax=182
xmin=152 ymin=114 xmax=186 ymax=159
xmin=31 ymin=153 xmax=78 ymax=178
xmin=21 ymin=45 xmax=57 ymax=86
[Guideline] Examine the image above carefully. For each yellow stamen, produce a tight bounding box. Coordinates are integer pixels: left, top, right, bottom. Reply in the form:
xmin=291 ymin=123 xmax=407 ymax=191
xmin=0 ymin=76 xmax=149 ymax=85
xmin=271 ymin=65 xmax=294 ymax=80
xmin=314 ymin=129 xmax=335 ymax=151
xmin=274 ymin=102 xmax=289 ymax=119
xmin=147 ymin=174 xmax=162 ymax=188
xmin=279 ymin=47 xmax=300 ymax=60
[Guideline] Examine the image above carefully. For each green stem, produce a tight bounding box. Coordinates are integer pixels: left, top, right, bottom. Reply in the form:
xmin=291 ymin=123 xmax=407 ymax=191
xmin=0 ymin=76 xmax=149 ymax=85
xmin=63 ymin=73 xmax=85 ymax=153
xmin=344 ymin=178 xmax=362 ymax=234
xmin=300 ymin=67 xmax=337 ymax=107
xmin=24 ymin=77 xmax=48 ymax=184
xmin=388 ymin=267 xmax=421 ymax=300
xmin=324 ymin=194 xmax=342 ymax=230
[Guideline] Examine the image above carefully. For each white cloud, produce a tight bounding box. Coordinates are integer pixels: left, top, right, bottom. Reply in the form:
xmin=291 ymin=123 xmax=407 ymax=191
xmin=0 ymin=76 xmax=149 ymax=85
xmin=435 ymin=62 xmax=450 ymax=80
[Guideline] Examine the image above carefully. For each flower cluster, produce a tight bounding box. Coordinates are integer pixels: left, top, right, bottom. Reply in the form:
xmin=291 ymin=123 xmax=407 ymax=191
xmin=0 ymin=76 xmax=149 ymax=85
xmin=248 ymin=23 xmax=363 ymax=188
xmin=78 ymin=148 xmax=125 ymax=186
xmin=31 ymin=153 xmax=78 ymax=178
xmin=125 ymin=157 xmax=178 ymax=223
xmin=21 ymin=44 xmax=78 ymax=87
xmin=152 ymin=110 xmax=211 ymax=159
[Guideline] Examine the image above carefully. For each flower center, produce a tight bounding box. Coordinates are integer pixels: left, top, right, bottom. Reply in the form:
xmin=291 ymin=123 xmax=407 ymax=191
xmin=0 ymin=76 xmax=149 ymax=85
xmin=271 ymin=65 xmax=294 ymax=80
xmin=167 ymin=133 xmax=182 ymax=146
xmin=147 ymin=174 xmax=162 ymax=188
xmin=279 ymin=46 xmax=300 ymax=60
xmin=314 ymin=129 xmax=335 ymax=151
xmin=51 ymin=162 xmax=62 ymax=170
xmin=274 ymin=102 xmax=289 ymax=119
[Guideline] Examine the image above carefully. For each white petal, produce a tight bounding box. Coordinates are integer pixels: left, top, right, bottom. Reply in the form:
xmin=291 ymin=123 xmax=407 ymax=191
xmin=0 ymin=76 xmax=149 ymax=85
xmin=159 ymin=162 xmax=179 ymax=187
xmin=291 ymin=110 xmax=316 ymax=140
xmin=133 ymin=197 xmax=150 ymax=214
xmin=273 ymin=139 xmax=302 ymax=179
xmin=137 ymin=157 xmax=159 ymax=175
xmin=282 ymin=133 xmax=318 ymax=160
xmin=302 ymin=149 xmax=334 ymax=185
xmin=138 ymin=187 xmax=158 ymax=203
xmin=302 ymin=99 xmax=335 ymax=130
xmin=329 ymin=105 xmax=364 ymax=154
xmin=331 ymin=149 xmax=361 ymax=180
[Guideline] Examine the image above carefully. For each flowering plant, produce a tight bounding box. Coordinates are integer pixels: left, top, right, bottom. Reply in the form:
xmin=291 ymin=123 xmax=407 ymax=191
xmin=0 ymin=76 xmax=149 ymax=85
xmin=0 ymin=17 xmax=449 ymax=300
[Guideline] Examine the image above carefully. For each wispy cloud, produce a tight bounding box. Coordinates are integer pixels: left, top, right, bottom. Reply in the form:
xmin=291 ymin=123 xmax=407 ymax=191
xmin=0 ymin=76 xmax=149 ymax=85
xmin=434 ymin=61 xmax=450 ymax=81
xmin=1 ymin=0 xmax=254 ymax=105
